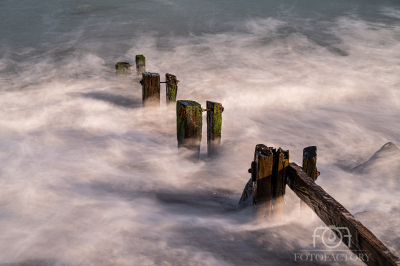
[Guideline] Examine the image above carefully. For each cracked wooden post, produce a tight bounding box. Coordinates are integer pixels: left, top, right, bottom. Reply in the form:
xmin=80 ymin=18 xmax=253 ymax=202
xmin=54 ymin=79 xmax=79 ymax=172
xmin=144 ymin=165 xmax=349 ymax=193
xmin=300 ymin=146 xmax=318 ymax=216
xmin=252 ymin=145 xmax=288 ymax=222
xmin=253 ymin=145 xmax=274 ymax=222
xmin=135 ymin=55 xmax=146 ymax=74
xmin=206 ymin=101 xmax=223 ymax=157
xmin=115 ymin=62 xmax=131 ymax=75
xmin=141 ymin=72 xmax=160 ymax=107
xmin=271 ymin=148 xmax=289 ymax=221
xmin=176 ymin=100 xmax=202 ymax=161
xmin=166 ymin=73 xmax=178 ymax=104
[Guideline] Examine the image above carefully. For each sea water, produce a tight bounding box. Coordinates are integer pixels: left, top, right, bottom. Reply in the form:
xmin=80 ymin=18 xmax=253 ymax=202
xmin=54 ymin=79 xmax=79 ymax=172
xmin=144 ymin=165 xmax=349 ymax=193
xmin=0 ymin=0 xmax=399 ymax=265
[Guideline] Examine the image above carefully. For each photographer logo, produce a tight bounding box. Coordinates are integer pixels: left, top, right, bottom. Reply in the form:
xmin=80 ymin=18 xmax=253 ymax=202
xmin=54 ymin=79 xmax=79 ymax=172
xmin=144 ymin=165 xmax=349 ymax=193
xmin=293 ymin=225 xmax=371 ymax=262
xmin=312 ymin=225 xmax=351 ymax=248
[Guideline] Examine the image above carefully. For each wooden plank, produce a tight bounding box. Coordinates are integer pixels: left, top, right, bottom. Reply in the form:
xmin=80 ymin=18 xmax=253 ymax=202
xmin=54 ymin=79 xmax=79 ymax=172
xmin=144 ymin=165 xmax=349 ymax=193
xmin=252 ymin=145 xmax=274 ymax=222
xmin=271 ymin=148 xmax=289 ymax=221
xmin=300 ymin=146 xmax=317 ymax=215
xmin=206 ymin=101 xmax=223 ymax=157
xmin=115 ymin=62 xmax=131 ymax=75
xmin=141 ymin=72 xmax=160 ymax=107
xmin=135 ymin=55 xmax=146 ymax=74
xmin=166 ymin=73 xmax=178 ymax=104
xmin=287 ymin=163 xmax=400 ymax=266
xmin=176 ymin=100 xmax=202 ymax=161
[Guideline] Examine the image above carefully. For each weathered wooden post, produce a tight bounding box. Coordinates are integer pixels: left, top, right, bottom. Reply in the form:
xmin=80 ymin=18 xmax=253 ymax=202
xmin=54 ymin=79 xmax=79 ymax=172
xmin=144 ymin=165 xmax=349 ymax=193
xmin=206 ymin=101 xmax=223 ymax=157
xmin=251 ymin=145 xmax=288 ymax=222
xmin=141 ymin=72 xmax=160 ymax=107
xmin=300 ymin=146 xmax=318 ymax=216
xmin=271 ymin=148 xmax=289 ymax=221
xmin=176 ymin=100 xmax=202 ymax=161
xmin=166 ymin=73 xmax=178 ymax=104
xmin=115 ymin=62 xmax=131 ymax=75
xmin=135 ymin=55 xmax=146 ymax=74
xmin=252 ymin=145 xmax=274 ymax=222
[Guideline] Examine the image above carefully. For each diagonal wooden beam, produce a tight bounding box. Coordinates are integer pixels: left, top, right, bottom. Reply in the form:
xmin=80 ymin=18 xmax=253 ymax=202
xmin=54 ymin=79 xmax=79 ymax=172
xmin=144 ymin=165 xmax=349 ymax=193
xmin=287 ymin=163 xmax=400 ymax=266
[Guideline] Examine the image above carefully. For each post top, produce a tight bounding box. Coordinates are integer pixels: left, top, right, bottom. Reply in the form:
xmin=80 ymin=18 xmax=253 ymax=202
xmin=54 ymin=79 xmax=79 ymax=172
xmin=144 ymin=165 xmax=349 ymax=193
xmin=303 ymin=146 xmax=317 ymax=159
xmin=142 ymin=72 xmax=160 ymax=77
xmin=206 ymin=100 xmax=222 ymax=105
xmin=116 ymin=62 xmax=131 ymax=68
xmin=178 ymin=100 xmax=201 ymax=107
xmin=136 ymin=55 xmax=145 ymax=59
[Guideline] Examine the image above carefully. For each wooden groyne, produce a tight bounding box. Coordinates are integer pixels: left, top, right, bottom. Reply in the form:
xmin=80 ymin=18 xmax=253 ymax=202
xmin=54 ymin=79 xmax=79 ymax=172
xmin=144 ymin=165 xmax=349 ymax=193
xmin=243 ymin=143 xmax=400 ymax=266
xmin=116 ymin=56 xmax=224 ymax=158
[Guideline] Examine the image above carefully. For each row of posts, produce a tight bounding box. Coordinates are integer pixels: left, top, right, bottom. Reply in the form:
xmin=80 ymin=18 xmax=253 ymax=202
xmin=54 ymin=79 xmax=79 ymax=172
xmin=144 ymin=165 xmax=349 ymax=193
xmin=115 ymin=55 xmax=224 ymax=160
xmin=116 ymin=56 xmax=178 ymax=106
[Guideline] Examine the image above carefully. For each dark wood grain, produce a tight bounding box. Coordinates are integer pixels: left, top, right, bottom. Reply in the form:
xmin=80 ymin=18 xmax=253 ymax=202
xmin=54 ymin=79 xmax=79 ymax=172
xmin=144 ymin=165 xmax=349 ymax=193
xmin=253 ymin=145 xmax=274 ymax=222
xmin=271 ymin=148 xmax=289 ymax=221
xmin=142 ymin=72 xmax=160 ymax=107
xmin=176 ymin=100 xmax=202 ymax=161
xmin=287 ymin=162 xmax=400 ymax=266
xmin=300 ymin=146 xmax=317 ymax=215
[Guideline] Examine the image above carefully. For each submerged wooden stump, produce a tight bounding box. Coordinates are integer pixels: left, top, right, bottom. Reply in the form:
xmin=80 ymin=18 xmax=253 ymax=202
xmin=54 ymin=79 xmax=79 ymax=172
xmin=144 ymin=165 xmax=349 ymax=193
xmin=272 ymin=148 xmax=289 ymax=221
xmin=166 ymin=73 xmax=178 ymax=104
xmin=206 ymin=101 xmax=223 ymax=157
xmin=141 ymin=72 xmax=160 ymax=107
xmin=300 ymin=146 xmax=317 ymax=216
xmin=135 ymin=55 xmax=146 ymax=74
xmin=176 ymin=100 xmax=202 ymax=160
xmin=115 ymin=62 xmax=131 ymax=75
xmin=250 ymin=144 xmax=288 ymax=222
xmin=252 ymin=145 xmax=274 ymax=222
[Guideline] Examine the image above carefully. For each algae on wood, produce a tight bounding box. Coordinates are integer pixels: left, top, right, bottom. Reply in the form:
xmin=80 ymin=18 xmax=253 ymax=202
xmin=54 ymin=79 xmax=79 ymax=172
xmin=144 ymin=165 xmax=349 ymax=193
xmin=115 ymin=62 xmax=131 ymax=75
xmin=166 ymin=73 xmax=178 ymax=104
xmin=135 ymin=55 xmax=146 ymax=74
xmin=206 ymin=101 xmax=223 ymax=157
xmin=176 ymin=100 xmax=202 ymax=160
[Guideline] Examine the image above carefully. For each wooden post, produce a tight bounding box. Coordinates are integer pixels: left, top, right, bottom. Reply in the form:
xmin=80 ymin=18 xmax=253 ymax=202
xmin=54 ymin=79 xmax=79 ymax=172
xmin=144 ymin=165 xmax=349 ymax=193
xmin=206 ymin=101 xmax=223 ymax=157
xmin=251 ymin=145 xmax=288 ymax=222
xmin=135 ymin=55 xmax=146 ymax=74
xmin=252 ymin=145 xmax=274 ymax=222
xmin=166 ymin=73 xmax=178 ymax=104
xmin=271 ymin=148 xmax=289 ymax=221
xmin=176 ymin=100 xmax=202 ymax=160
xmin=115 ymin=62 xmax=131 ymax=75
xmin=141 ymin=73 xmax=160 ymax=107
xmin=287 ymin=163 xmax=400 ymax=266
xmin=300 ymin=146 xmax=317 ymax=216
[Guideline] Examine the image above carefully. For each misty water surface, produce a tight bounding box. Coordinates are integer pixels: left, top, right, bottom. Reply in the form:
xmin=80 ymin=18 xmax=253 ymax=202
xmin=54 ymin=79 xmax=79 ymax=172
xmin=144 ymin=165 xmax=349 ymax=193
xmin=0 ymin=0 xmax=399 ymax=265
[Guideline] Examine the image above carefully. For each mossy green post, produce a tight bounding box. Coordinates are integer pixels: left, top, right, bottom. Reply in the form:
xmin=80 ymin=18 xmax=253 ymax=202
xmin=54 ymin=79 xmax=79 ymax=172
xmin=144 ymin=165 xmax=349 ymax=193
xmin=166 ymin=73 xmax=178 ymax=104
xmin=141 ymin=72 xmax=160 ymax=107
xmin=115 ymin=62 xmax=131 ymax=75
xmin=176 ymin=100 xmax=202 ymax=161
xmin=135 ymin=55 xmax=146 ymax=75
xmin=206 ymin=101 xmax=223 ymax=157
